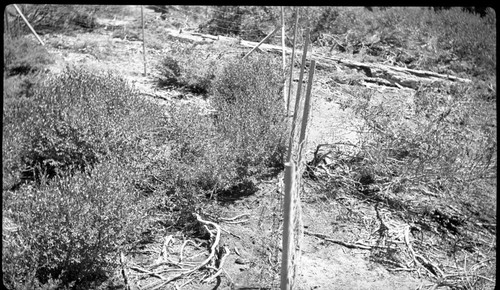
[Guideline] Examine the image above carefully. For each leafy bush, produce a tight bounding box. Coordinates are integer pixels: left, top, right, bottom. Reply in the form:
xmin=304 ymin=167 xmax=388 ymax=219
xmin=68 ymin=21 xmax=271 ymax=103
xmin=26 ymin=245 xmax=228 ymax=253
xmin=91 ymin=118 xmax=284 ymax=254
xmin=155 ymin=103 xmax=242 ymax=197
xmin=157 ymin=55 xmax=182 ymax=87
xmin=3 ymin=67 xmax=163 ymax=186
xmin=343 ymin=83 xmax=496 ymax=195
xmin=199 ymin=6 xmax=279 ymax=43
xmin=201 ymin=6 xmax=243 ymax=37
xmin=93 ymin=5 xmax=132 ymax=19
xmin=3 ymin=67 xmax=163 ymax=289
xmin=308 ymin=7 xmax=495 ymax=77
xmin=11 ymin=4 xmax=99 ymax=35
xmin=111 ymin=28 xmax=142 ymax=41
xmin=148 ymin=54 xmax=287 ymax=206
xmin=2 ymin=160 xmax=148 ymax=289
xmin=212 ymin=54 xmax=287 ymax=175
xmin=3 ymin=36 xmax=54 ymax=76
xmin=157 ymin=42 xmax=228 ymax=95
xmin=432 ymin=7 xmax=496 ymax=77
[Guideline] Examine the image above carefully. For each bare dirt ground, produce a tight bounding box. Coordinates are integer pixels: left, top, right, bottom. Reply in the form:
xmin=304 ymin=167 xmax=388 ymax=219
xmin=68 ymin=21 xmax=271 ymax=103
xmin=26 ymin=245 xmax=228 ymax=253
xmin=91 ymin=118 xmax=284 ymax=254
xmin=36 ymin=6 xmax=492 ymax=290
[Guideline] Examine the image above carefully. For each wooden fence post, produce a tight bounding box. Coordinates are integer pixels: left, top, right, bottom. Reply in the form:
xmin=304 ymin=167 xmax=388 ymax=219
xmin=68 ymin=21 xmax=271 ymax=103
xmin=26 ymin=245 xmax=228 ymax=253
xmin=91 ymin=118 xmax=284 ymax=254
xmin=281 ymin=6 xmax=287 ymax=106
xmin=297 ymin=60 xmax=316 ymax=164
xmin=286 ymin=28 xmax=310 ymax=162
xmin=280 ymin=161 xmax=296 ymax=290
xmin=286 ymin=8 xmax=299 ymax=116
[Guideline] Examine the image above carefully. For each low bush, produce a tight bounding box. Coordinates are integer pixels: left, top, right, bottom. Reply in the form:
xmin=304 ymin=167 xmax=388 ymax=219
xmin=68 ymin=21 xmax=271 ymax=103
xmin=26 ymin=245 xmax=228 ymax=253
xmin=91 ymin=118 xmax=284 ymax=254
xmin=3 ymin=67 xmax=163 ymax=187
xmin=2 ymin=159 xmax=148 ymax=289
xmin=11 ymin=4 xmax=99 ymax=35
xmin=3 ymin=67 xmax=163 ymax=288
xmin=199 ymin=6 xmax=281 ymax=43
xmin=157 ymin=42 xmax=228 ymax=95
xmin=157 ymin=55 xmax=182 ymax=87
xmin=340 ymin=83 xmax=496 ymax=197
xmin=148 ymin=54 xmax=287 ymax=205
xmin=153 ymin=103 xmax=242 ymax=199
xmin=307 ymin=7 xmax=495 ymax=78
xmin=111 ymin=28 xmax=142 ymax=41
xmin=432 ymin=7 xmax=496 ymax=78
xmin=212 ymin=54 xmax=287 ymax=175
xmin=200 ymin=6 xmax=243 ymax=37
xmin=3 ymin=36 xmax=54 ymax=76
xmin=93 ymin=5 xmax=133 ymax=19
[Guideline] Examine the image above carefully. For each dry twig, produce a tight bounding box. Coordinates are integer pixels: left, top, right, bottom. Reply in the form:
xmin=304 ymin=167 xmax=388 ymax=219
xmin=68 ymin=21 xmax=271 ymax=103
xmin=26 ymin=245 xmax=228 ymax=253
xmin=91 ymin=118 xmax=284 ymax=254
xmin=179 ymin=239 xmax=198 ymax=262
xmin=148 ymin=213 xmax=223 ymax=289
xmin=219 ymin=213 xmax=251 ymax=221
xmin=203 ymin=245 xmax=231 ymax=283
xmin=304 ymin=229 xmax=373 ymax=250
xmin=157 ymin=235 xmax=173 ymax=263
xmin=120 ymin=252 xmax=131 ymax=290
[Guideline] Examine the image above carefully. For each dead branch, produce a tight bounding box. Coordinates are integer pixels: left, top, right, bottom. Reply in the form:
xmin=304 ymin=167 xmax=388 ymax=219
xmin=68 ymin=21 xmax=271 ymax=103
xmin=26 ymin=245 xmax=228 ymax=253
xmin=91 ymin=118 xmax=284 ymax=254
xmin=157 ymin=235 xmax=173 ymax=263
xmin=149 ymin=213 xmax=222 ymax=289
xmin=161 ymin=29 xmax=472 ymax=90
xmin=219 ymin=213 xmax=251 ymax=221
xmin=404 ymin=225 xmax=418 ymax=267
xmin=179 ymin=239 xmax=198 ymax=262
xmin=221 ymin=227 xmax=242 ymax=239
xmin=224 ymin=219 xmax=249 ymax=224
xmin=120 ymin=252 xmax=131 ymax=290
xmin=203 ymin=245 xmax=231 ymax=283
xmin=304 ymin=229 xmax=373 ymax=250
xmin=129 ymin=265 xmax=168 ymax=280
xmin=415 ymin=254 xmax=445 ymax=278
xmin=148 ymin=258 xmax=185 ymax=270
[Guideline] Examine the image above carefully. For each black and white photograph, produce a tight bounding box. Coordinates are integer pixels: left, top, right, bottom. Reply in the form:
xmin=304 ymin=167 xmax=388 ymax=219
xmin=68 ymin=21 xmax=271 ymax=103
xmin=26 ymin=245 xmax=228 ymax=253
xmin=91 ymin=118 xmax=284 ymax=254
xmin=3 ymin=5 xmax=496 ymax=290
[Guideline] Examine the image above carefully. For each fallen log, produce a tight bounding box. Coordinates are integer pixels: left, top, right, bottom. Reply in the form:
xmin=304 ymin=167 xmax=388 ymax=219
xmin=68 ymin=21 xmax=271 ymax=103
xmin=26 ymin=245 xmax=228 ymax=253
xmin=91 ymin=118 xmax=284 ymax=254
xmin=162 ymin=29 xmax=472 ymax=89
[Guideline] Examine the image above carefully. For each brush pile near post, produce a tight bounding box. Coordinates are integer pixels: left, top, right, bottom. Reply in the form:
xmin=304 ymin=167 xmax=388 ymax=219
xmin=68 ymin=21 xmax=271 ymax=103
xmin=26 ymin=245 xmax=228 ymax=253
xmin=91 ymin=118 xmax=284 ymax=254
xmin=121 ymin=214 xmax=229 ymax=290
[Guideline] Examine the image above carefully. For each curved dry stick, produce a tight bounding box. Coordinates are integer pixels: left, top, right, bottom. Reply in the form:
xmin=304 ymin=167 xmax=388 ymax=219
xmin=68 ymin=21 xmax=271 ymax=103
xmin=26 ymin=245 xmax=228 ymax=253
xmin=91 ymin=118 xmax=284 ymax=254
xmin=179 ymin=239 xmax=199 ymax=262
xmin=219 ymin=213 xmax=251 ymax=221
xmin=223 ymin=219 xmax=249 ymax=224
xmin=203 ymin=245 xmax=230 ymax=283
xmin=150 ymin=213 xmax=221 ymax=289
xmin=157 ymin=235 xmax=173 ymax=263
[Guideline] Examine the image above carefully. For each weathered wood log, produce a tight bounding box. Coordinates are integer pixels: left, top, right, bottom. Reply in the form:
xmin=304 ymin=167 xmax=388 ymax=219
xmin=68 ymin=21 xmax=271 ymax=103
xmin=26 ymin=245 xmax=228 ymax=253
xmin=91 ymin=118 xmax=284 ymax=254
xmin=162 ymin=29 xmax=472 ymax=89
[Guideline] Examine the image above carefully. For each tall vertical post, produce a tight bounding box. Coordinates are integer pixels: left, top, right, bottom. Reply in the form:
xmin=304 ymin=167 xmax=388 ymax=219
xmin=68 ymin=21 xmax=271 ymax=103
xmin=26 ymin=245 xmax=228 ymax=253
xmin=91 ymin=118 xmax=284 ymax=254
xmin=286 ymin=8 xmax=300 ymax=116
xmin=281 ymin=6 xmax=286 ymax=106
xmin=281 ymin=26 xmax=313 ymax=290
xmin=141 ymin=5 xmax=147 ymax=75
xmin=286 ymin=28 xmax=310 ymax=163
xmin=297 ymin=60 xmax=316 ymax=165
xmin=280 ymin=161 xmax=296 ymax=290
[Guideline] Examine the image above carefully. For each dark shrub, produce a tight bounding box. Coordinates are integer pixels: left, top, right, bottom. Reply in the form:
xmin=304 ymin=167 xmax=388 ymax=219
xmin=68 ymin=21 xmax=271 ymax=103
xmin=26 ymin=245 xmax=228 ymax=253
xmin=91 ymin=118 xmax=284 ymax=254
xmin=212 ymin=54 xmax=287 ymax=175
xmin=156 ymin=43 xmax=223 ymax=95
xmin=18 ymin=4 xmax=98 ymax=34
xmin=3 ymin=36 xmax=54 ymax=76
xmin=2 ymin=160 xmax=148 ymax=289
xmin=157 ymin=55 xmax=182 ymax=87
xmin=3 ymin=67 xmax=163 ymax=186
